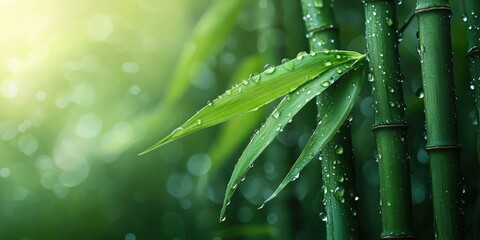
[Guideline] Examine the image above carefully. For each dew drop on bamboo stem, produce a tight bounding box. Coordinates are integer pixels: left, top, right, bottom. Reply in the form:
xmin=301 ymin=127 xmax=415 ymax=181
xmin=469 ymin=111 xmax=478 ymax=125
xmin=334 ymin=145 xmax=344 ymax=155
xmin=324 ymin=60 xmax=332 ymax=66
xmin=368 ymin=73 xmax=374 ymax=82
xmin=207 ymin=100 xmax=212 ymax=106
xmin=226 ymin=89 xmax=232 ymax=95
xmin=462 ymin=14 xmax=468 ymax=22
xmin=337 ymin=175 xmax=345 ymax=183
xmin=386 ymin=17 xmax=393 ymax=26
xmin=313 ymin=0 xmax=323 ymax=8
xmin=242 ymin=80 xmax=249 ymax=85
xmin=416 ymin=88 xmax=424 ymax=98
xmin=388 ymin=86 xmax=394 ymax=93
xmin=336 ymin=68 xmax=342 ymax=74
xmin=196 ymin=119 xmax=202 ymax=125
xmin=264 ymin=64 xmax=275 ymax=74
xmin=321 ymin=81 xmax=330 ymax=88
xmin=387 ymin=202 xmax=392 ymax=207
xmin=319 ymin=212 xmax=327 ymax=222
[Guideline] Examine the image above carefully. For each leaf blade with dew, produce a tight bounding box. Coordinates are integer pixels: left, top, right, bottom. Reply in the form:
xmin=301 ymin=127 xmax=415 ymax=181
xmin=197 ymin=54 xmax=266 ymax=193
xmin=219 ymin=59 xmax=362 ymax=221
xmin=140 ymin=50 xmax=365 ymax=155
xmin=165 ymin=0 xmax=251 ymax=105
xmin=262 ymin=63 xmax=365 ymax=206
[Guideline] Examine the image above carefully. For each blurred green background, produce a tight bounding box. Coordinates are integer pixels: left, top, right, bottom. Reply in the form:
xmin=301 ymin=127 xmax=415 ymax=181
xmin=0 ymin=0 xmax=478 ymax=239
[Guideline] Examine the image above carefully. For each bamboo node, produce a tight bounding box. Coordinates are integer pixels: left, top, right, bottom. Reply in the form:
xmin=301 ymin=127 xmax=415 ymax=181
xmin=415 ymin=6 xmax=451 ymax=15
xmin=466 ymin=47 xmax=480 ymax=58
xmin=371 ymin=123 xmax=409 ymax=131
xmin=425 ymin=144 xmax=462 ymax=151
xmin=307 ymin=24 xmax=339 ymax=36
xmin=380 ymin=235 xmax=416 ymax=239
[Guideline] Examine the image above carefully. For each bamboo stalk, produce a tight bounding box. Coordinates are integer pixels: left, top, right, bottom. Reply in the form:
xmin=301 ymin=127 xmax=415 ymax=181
xmin=464 ymin=0 xmax=480 ymax=166
xmin=301 ymin=0 xmax=359 ymax=239
xmin=415 ymin=1 xmax=465 ymax=239
xmin=363 ymin=0 xmax=415 ymax=238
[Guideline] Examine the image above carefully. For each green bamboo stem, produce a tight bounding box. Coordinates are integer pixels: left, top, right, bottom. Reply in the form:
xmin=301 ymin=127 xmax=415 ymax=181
xmin=363 ymin=0 xmax=415 ymax=239
xmin=415 ymin=1 xmax=465 ymax=239
xmin=301 ymin=0 xmax=359 ymax=239
xmin=463 ymin=0 xmax=480 ymax=166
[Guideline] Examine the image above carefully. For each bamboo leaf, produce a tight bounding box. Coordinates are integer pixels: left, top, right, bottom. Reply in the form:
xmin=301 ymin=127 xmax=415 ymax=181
xmin=140 ymin=51 xmax=364 ymax=155
xmin=262 ymin=63 xmax=365 ymax=206
xmin=165 ymin=0 xmax=251 ymax=104
xmin=219 ymin=62 xmax=361 ymax=220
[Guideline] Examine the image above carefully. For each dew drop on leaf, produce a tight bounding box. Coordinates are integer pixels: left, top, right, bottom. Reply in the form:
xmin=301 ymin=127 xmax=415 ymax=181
xmin=282 ymin=58 xmax=294 ymax=71
xmin=324 ymin=60 xmax=332 ymax=66
xmin=250 ymin=73 xmax=260 ymax=83
xmin=321 ymin=81 xmax=330 ymax=88
xmin=264 ymin=64 xmax=275 ymax=74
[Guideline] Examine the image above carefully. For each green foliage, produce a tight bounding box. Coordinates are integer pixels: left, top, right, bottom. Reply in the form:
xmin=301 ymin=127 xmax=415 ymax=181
xmin=141 ymin=51 xmax=364 ymax=155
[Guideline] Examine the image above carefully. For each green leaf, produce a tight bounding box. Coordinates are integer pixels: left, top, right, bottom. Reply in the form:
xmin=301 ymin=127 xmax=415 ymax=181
xmin=197 ymin=54 xmax=266 ymax=193
xmin=261 ymin=63 xmax=365 ymax=206
xmin=140 ymin=50 xmax=364 ymax=155
xmin=165 ymin=0 xmax=251 ymax=104
xmin=219 ymin=61 xmax=361 ymax=220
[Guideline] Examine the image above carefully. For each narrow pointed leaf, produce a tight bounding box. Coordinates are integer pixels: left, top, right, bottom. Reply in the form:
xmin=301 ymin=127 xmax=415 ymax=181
xmin=263 ymin=64 xmax=365 ymax=205
xmin=141 ymin=51 xmax=364 ymax=155
xmin=219 ymin=61 xmax=361 ymax=220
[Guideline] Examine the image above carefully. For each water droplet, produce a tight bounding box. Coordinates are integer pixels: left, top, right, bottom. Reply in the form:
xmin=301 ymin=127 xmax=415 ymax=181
xmin=368 ymin=73 xmax=374 ymax=82
xmin=250 ymin=73 xmax=260 ymax=83
xmin=372 ymin=11 xmax=377 ymax=16
xmin=321 ymin=81 xmax=330 ymax=88
xmin=470 ymin=83 xmax=475 ymax=90
xmin=313 ymin=0 xmax=323 ymax=8
xmin=355 ymin=196 xmax=360 ymax=201
xmin=296 ymin=51 xmax=307 ymax=60
xmin=416 ymin=88 xmax=424 ymax=98
xmin=324 ymin=61 xmax=332 ymax=66
xmin=226 ymin=89 xmax=232 ymax=95
xmin=207 ymin=100 xmax=213 ymax=106
xmin=282 ymin=58 xmax=294 ymax=71
xmin=387 ymin=202 xmax=392 ymax=207
xmin=221 ymin=216 xmax=227 ymax=222
xmin=309 ymin=51 xmax=316 ymax=56
xmin=336 ymin=54 xmax=341 ymax=59
xmin=334 ymin=187 xmax=345 ymax=199
xmin=337 ymin=176 xmax=345 ymax=183
xmin=388 ymin=87 xmax=395 ymax=93
xmin=396 ymin=0 xmax=403 ymax=5
xmin=319 ymin=211 xmax=327 ymax=222
xmin=386 ymin=17 xmax=393 ymax=26
xmin=242 ymin=80 xmax=249 ymax=85
xmin=272 ymin=111 xmax=280 ymax=119
xmin=334 ymin=145 xmax=344 ymax=155
xmin=293 ymin=172 xmax=300 ymax=181
xmin=470 ymin=110 xmax=478 ymax=125
xmin=336 ymin=68 xmax=342 ymax=73
xmin=264 ymin=64 xmax=275 ymax=74
xmin=463 ymin=14 xmax=468 ymax=22
xmin=258 ymin=204 xmax=265 ymax=209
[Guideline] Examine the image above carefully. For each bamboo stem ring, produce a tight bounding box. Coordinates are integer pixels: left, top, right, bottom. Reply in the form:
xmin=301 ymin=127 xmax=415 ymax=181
xmin=414 ymin=6 xmax=451 ymax=15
